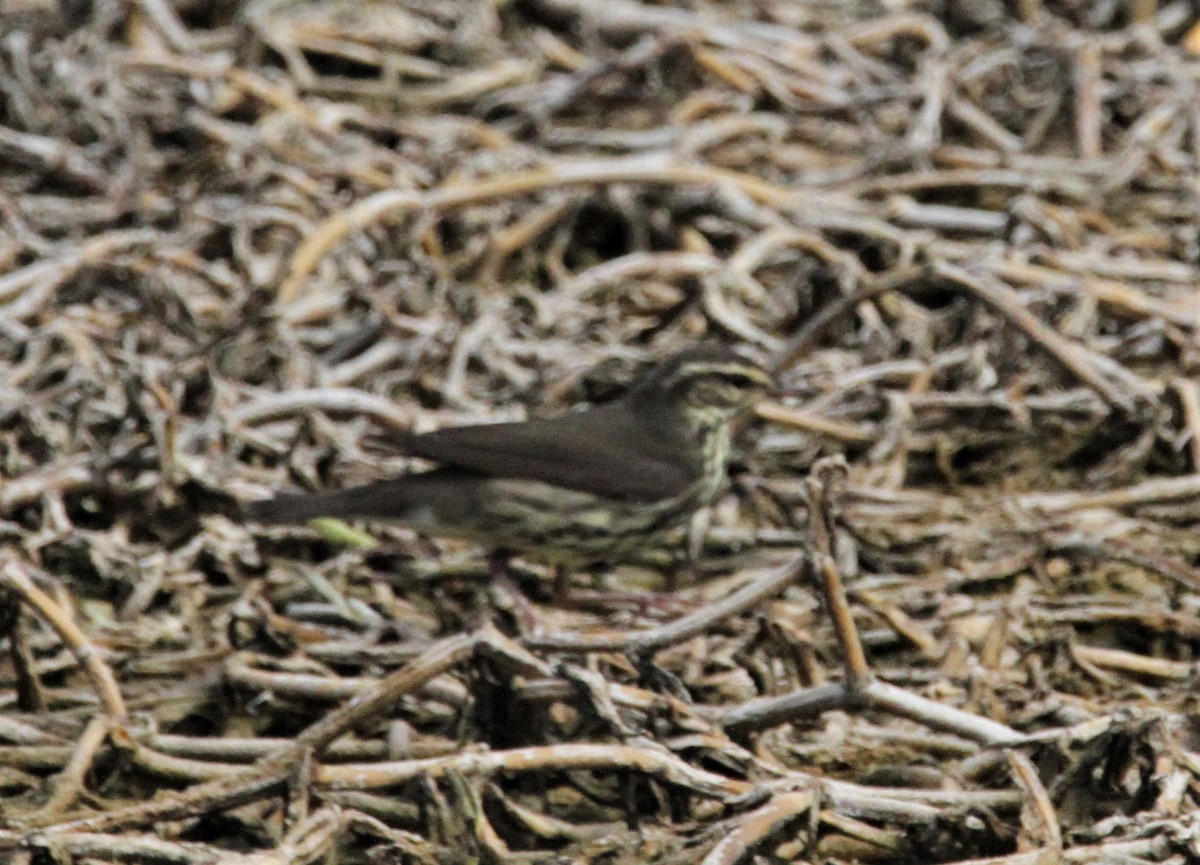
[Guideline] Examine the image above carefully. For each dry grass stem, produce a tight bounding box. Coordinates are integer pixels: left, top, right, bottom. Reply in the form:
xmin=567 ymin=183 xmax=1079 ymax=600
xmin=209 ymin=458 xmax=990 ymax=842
xmin=3 ymin=1 xmax=1200 ymax=862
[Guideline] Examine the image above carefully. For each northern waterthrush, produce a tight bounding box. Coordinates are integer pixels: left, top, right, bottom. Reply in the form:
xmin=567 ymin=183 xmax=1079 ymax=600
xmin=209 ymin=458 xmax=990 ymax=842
xmin=245 ymin=344 xmax=771 ymax=566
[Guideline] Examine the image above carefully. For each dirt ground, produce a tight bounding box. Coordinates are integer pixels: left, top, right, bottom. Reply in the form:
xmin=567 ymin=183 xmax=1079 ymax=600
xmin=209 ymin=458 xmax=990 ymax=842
xmin=4 ymin=0 xmax=1200 ymax=862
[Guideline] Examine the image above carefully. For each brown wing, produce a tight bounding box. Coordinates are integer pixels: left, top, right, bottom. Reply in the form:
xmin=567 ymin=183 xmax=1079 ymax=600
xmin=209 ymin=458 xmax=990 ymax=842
xmin=388 ymin=402 xmax=701 ymax=503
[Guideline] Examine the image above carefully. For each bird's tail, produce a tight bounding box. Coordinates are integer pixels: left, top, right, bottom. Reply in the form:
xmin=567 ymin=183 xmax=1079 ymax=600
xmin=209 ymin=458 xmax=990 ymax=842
xmin=243 ymin=478 xmax=426 ymax=525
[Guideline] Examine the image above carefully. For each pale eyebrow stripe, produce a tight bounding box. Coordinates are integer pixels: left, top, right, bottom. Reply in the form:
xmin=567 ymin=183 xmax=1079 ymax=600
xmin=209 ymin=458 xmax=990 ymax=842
xmin=662 ymin=361 xmax=771 ymax=387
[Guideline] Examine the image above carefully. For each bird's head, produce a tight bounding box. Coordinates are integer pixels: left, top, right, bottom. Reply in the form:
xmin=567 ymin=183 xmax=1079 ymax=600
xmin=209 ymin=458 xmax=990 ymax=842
xmin=636 ymin=344 xmax=773 ymax=423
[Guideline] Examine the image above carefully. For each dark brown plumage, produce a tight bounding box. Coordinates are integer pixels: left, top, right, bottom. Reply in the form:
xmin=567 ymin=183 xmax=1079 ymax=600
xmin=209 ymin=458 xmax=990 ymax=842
xmin=245 ymin=344 xmax=770 ymax=564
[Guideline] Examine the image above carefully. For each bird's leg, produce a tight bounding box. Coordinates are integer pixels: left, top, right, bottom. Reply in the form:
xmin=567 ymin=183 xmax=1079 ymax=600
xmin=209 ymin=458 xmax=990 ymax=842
xmin=561 ymin=557 xmax=698 ymax=616
xmin=552 ymin=565 xmax=572 ymax=605
xmin=488 ymin=549 xmax=512 ymax=579
xmin=668 ymin=507 xmax=711 ymax=591
xmin=487 ymin=550 xmax=541 ymax=634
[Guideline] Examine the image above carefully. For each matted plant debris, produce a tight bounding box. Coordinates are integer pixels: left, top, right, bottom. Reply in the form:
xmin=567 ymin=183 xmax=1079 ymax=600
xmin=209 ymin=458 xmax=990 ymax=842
xmin=4 ymin=1 xmax=1200 ymax=862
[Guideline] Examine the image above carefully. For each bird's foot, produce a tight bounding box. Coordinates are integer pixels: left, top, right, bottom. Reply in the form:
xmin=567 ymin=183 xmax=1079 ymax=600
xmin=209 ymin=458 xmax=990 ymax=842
xmin=488 ymin=552 xmax=543 ymax=635
xmin=556 ymin=588 xmax=698 ymax=617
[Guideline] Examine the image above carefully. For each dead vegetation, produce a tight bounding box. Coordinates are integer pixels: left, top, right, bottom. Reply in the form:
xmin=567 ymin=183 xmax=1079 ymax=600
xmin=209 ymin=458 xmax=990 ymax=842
xmin=4 ymin=0 xmax=1200 ymax=862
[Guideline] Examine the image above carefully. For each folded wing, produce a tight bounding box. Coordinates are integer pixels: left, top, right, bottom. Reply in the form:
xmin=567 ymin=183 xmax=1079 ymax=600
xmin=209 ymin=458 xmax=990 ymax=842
xmin=392 ymin=402 xmax=699 ymax=503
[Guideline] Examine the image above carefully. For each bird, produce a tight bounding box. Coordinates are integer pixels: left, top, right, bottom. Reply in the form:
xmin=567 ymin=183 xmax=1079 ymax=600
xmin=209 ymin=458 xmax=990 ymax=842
xmin=244 ymin=344 xmax=771 ymax=569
